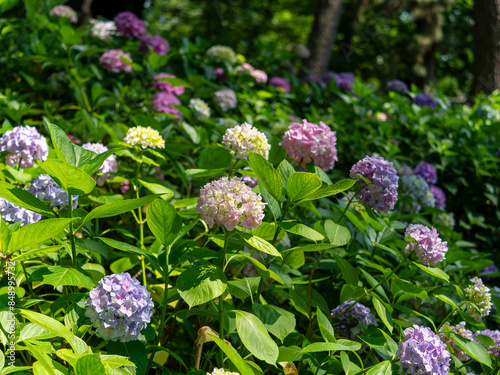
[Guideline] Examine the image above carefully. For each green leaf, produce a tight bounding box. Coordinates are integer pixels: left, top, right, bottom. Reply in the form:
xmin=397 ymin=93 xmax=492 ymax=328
xmin=366 ymin=361 xmax=392 ymax=375
xmin=450 ymin=332 xmax=492 ymax=367
xmin=316 ymin=308 xmax=336 ymax=343
xmin=324 ymin=220 xmax=351 ymax=246
xmin=301 ymin=179 xmax=357 ymax=201
xmin=146 ymin=199 xmax=182 ymax=248
xmin=413 ymin=263 xmax=449 ymax=282
xmin=277 ymin=222 xmax=324 ymax=242
xmin=40 ymin=159 xmax=96 ymax=195
xmin=107 ymin=341 xmax=147 ymax=375
xmin=0 ymin=217 xmax=11 ymax=255
xmin=259 ymin=183 xmax=281 ymax=220
xmin=334 ymin=255 xmax=359 ymax=285
xmin=434 ymin=294 xmax=458 ymax=309
xmin=199 ymin=146 xmax=233 ymax=170
xmin=253 ymin=303 xmax=296 ymax=342
xmin=177 ymin=263 xmax=227 ymax=308
xmin=360 ymin=268 xmax=389 ymax=301
xmin=239 ymin=233 xmax=281 ymax=258
xmin=44 ymin=118 xmax=76 ymax=164
xmin=207 ymin=334 xmax=255 ymax=375
xmin=341 ymin=351 xmax=361 ymax=375
xmin=31 ymin=266 xmax=95 ymax=289
xmin=7 ymin=218 xmax=73 ymax=254
xmin=0 ymin=181 xmax=53 ymax=217
xmin=277 ymin=160 xmax=295 ymax=189
xmin=234 ymin=310 xmax=279 ymax=365
xmin=185 ymin=168 xmax=226 ymax=178
xmin=138 ymin=180 xmax=173 ymax=200
xmin=79 ymin=148 xmax=121 ymax=175
xmin=286 ymin=172 xmax=322 ymax=202
xmin=301 ymin=340 xmax=361 ymax=353
xmin=249 ymin=152 xmax=285 ymax=203
xmin=372 ymin=298 xmax=393 ymax=333
xmin=75 ymin=354 xmax=106 ymax=375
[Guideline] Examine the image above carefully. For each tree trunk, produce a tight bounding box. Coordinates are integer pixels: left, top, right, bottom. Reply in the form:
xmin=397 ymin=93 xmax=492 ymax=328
xmin=304 ymin=0 xmax=344 ymax=78
xmin=471 ymin=0 xmax=500 ymax=95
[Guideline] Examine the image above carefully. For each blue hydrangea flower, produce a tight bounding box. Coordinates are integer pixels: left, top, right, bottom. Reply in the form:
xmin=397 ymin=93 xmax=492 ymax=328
xmin=400 ymin=175 xmax=435 ymax=213
xmin=474 ymin=329 xmax=500 ymax=356
xmin=414 ymin=162 xmax=438 ymax=184
xmin=85 ymin=273 xmax=154 ymax=342
xmin=0 ymin=198 xmax=41 ymax=225
xmin=386 ymin=79 xmax=408 ymax=94
xmin=331 ymin=300 xmax=377 ymax=339
xmin=413 ymin=93 xmax=437 ymax=109
xmin=0 ymin=126 xmax=49 ymax=168
xmin=27 ymin=175 xmax=78 ymax=210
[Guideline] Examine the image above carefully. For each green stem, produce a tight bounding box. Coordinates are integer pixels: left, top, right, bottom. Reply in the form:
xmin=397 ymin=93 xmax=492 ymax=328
xmin=134 ymin=157 xmax=147 ymax=287
xmin=68 ymin=196 xmax=77 ymax=267
xmin=219 ymin=229 xmax=230 ymax=366
xmin=21 ymin=261 xmax=35 ymax=299
xmin=157 ymin=247 xmax=171 ymax=346
xmin=337 ymin=184 xmax=364 ymax=224
xmin=228 ymin=159 xmax=240 ymax=177
xmin=437 ymin=301 xmax=467 ymax=330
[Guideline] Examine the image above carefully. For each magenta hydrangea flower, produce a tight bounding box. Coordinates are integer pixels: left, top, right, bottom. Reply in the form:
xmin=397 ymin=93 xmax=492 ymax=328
xmin=153 ymin=73 xmax=185 ymax=96
xmin=430 ymin=185 xmax=446 ymax=209
xmin=397 ymin=325 xmax=450 ymax=375
xmin=405 ymin=224 xmax=448 ymax=266
xmin=49 ymin=5 xmax=77 ymax=23
xmin=120 ymin=180 xmax=131 ymax=194
xmin=250 ymin=70 xmax=268 ymax=83
xmin=100 ymin=50 xmax=132 ymax=73
xmin=349 ymin=156 xmax=399 ymax=212
xmin=152 ymin=92 xmax=183 ymax=119
xmin=139 ymin=36 xmax=170 ymax=55
xmin=280 ymin=119 xmax=338 ymax=171
xmin=331 ymin=300 xmax=377 ymax=339
xmin=113 ymin=12 xmax=146 ymax=40
xmin=0 ymin=198 xmax=41 ymax=225
xmin=414 ymin=162 xmax=438 ymax=184
xmin=0 ymin=126 xmax=48 ymax=168
xmin=196 ymin=177 xmax=266 ymax=231
xmin=81 ymin=142 xmax=118 ymax=186
xmin=85 ymin=273 xmax=154 ymax=342
xmin=269 ymin=77 xmax=290 ymax=93
xmin=438 ymin=322 xmax=473 ymax=361
xmin=474 ymin=330 xmax=500 ymax=356
xmin=27 ymin=174 xmax=78 ymax=210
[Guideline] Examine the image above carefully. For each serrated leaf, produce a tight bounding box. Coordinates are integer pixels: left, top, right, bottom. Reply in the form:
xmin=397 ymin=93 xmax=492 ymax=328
xmin=450 ymin=332 xmax=492 ymax=367
xmin=366 ymin=361 xmax=392 ymax=375
xmin=177 ymin=263 xmax=227 ymax=307
xmin=372 ymin=298 xmax=393 ymax=333
xmin=31 ymin=266 xmax=94 ymax=289
xmin=316 ymin=308 xmax=336 ymax=343
xmin=75 ymin=354 xmax=106 ymax=375
xmin=301 ymin=340 xmax=361 ymax=353
xmin=277 ymin=222 xmax=324 ymax=242
xmin=253 ymin=303 xmax=296 ymax=342
xmin=239 ymin=233 xmax=281 ymax=258
xmin=301 ymin=179 xmax=356 ymax=201
xmin=324 ymin=220 xmax=351 ymax=246
xmin=287 ymin=172 xmax=322 ymax=202
xmin=413 ymin=263 xmax=449 ymax=282
xmin=277 ymin=160 xmax=295 ymax=189
xmin=249 ymin=152 xmax=285 ymax=203
xmin=0 ymin=181 xmax=53 ymax=217
xmin=40 ymin=159 xmax=96 ymax=195
xmin=146 ymin=199 xmax=182 ymax=248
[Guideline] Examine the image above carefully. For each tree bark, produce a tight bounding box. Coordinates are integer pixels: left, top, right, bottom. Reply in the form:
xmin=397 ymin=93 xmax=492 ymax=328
xmin=304 ymin=0 xmax=344 ymax=78
xmin=471 ymin=0 xmax=500 ymax=95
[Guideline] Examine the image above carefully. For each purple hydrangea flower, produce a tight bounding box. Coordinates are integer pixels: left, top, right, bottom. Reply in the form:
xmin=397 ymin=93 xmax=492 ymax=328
xmin=113 ymin=12 xmax=146 ymax=40
xmin=27 ymin=175 xmax=78 ymax=210
xmin=0 ymin=126 xmax=49 ymax=168
xmin=153 ymin=73 xmax=185 ymax=96
xmin=49 ymin=5 xmax=77 ymax=23
xmin=280 ymin=119 xmax=338 ymax=171
xmin=81 ymin=143 xmax=118 ymax=186
xmin=405 ymin=224 xmax=448 ymax=266
xmin=397 ymin=325 xmax=450 ymax=375
xmin=430 ymin=185 xmax=446 ymax=209
xmin=414 ymin=162 xmax=438 ymax=184
xmin=438 ymin=322 xmax=473 ymax=361
xmin=85 ymin=273 xmax=154 ymax=342
xmin=100 ymin=50 xmax=132 ymax=73
xmin=214 ymin=89 xmax=238 ymax=112
xmin=152 ymin=92 xmax=183 ymax=119
xmin=0 ymin=198 xmax=41 ymax=225
xmin=269 ymin=77 xmax=291 ymax=93
xmin=350 ymin=156 xmax=399 ymax=213
xmin=139 ymin=36 xmax=170 ymax=55
xmin=241 ymin=166 xmax=258 ymax=188
xmin=331 ymin=300 xmax=377 ymax=339
xmin=385 ymin=79 xmax=408 ymax=94
xmin=333 ymin=72 xmax=355 ymax=92
xmin=307 ymin=76 xmax=326 ymax=88
xmin=496 ymin=148 xmax=500 ymax=157
xmin=413 ymin=93 xmax=437 ymax=109
xmin=481 ymin=265 xmax=498 ymax=282
xmin=474 ymin=330 xmax=500 ymax=356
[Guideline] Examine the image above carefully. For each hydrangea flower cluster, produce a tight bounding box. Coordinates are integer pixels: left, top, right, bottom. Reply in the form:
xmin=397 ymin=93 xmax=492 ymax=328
xmin=100 ymin=50 xmax=132 ymax=73
xmin=206 ymin=45 xmax=237 ymax=65
xmin=49 ymin=5 xmax=77 ymax=23
xmin=89 ymin=19 xmax=117 ymax=41
xmin=464 ymin=277 xmax=492 ymax=321
xmin=474 ymin=330 xmax=500 ymax=356
xmin=124 ymin=126 xmax=165 ymax=149
xmin=222 ymin=123 xmax=270 ymax=160
xmin=240 ymin=167 xmax=258 ymax=188
xmin=153 ymin=73 xmax=185 ymax=96
xmin=331 ymin=300 xmax=377 ymax=339
xmin=236 ymin=62 xmax=255 ymax=74
xmin=152 ymin=92 xmax=182 ymax=118
xmin=405 ymin=224 xmax=448 ymax=266
xmin=214 ymin=89 xmax=238 ymax=112
xmin=397 ymin=325 xmax=450 ymax=375
xmin=214 ymin=68 xmax=227 ymax=79
xmin=27 ymin=174 xmax=78 ymax=210
xmin=280 ymin=119 xmax=338 ymax=171
xmin=386 ymin=79 xmax=408 ymax=94
xmin=433 ymin=212 xmax=455 ymax=229
xmin=333 ymin=72 xmax=355 ymax=92
xmin=196 ymin=177 xmax=266 ymax=231
xmin=189 ymin=98 xmax=211 ymax=120
xmin=207 ymin=368 xmax=240 ymax=375
xmin=139 ymin=36 xmax=170 ymax=55
xmin=438 ymin=322 xmax=473 ymax=361
xmin=400 ymin=175 xmax=435 ymax=213
xmin=349 ymin=156 xmax=399 ymax=212
xmin=0 ymin=126 xmax=49 ymax=168
xmin=430 ymin=185 xmax=446 ymax=209
xmin=85 ymin=273 xmax=154 ymax=342
xmin=0 ymin=198 xmax=41 ymax=225
xmin=250 ymin=69 xmax=268 ymax=83
xmin=269 ymin=77 xmax=291 ymax=93
xmin=113 ymin=12 xmax=146 ymax=39
xmin=413 ymin=93 xmax=437 ymax=109
xmin=414 ymin=162 xmax=438 ymax=184
xmin=81 ymin=143 xmax=118 ymax=186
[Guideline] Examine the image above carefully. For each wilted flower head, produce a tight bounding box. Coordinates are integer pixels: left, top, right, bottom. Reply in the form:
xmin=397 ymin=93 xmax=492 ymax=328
xmin=269 ymin=77 xmax=291 ymax=93
xmin=385 ymin=79 xmax=408 ymax=94
xmin=100 ymin=50 xmax=132 ymax=73
xmin=474 ymin=330 xmax=500 ymax=356
xmin=139 ymin=35 xmax=170 ymax=55
xmin=0 ymin=198 xmax=41 ymax=225
xmin=331 ymin=300 xmax=377 ymax=339
xmin=413 ymin=93 xmax=437 ymax=109
xmin=153 ymin=73 xmax=185 ymax=96
xmin=152 ymin=92 xmax=183 ymax=118
xmin=28 ymin=174 xmax=78 ymax=210
xmin=464 ymin=277 xmax=492 ymax=321
xmin=405 ymin=224 xmax=447 ymax=266
xmin=223 ymin=123 xmax=270 ymax=160
xmin=0 ymin=126 xmax=48 ymax=168
xmin=350 ymin=156 xmax=399 ymax=212
xmin=214 ymin=89 xmax=238 ymax=112
xmin=397 ymin=325 xmax=450 ymax=375
xmin=124 ymin=126 xmax=165 ymax=149
xmin=430 ymin=185 xmax=446 ymax=209
xmin=113 ymin=11 xmax=146 ymax=39
xmin=50 ymin=5 xmax=77 ymax=23
xmin=414 ymin=162 xmax=438 ymax=184
xmin=250 ymin=70 xmax=268 ymax=84
xmin=189 ymin=98 xmax=211 ymax=121
xmin=400 ymin=175 xmax=435 ymax=213
xmin=196 ymin=177 xmax=266 ymax=231
xmin=438 ymin=322 xmax=473 ymax=361
xmin=206 ymin=45 xmax=237 ymax=65
xmin=207 ymin=368 xmax=240 ymax=375
xmin=89 ymin=19 xmax=117 ymax=41
xmin=81 ymin=143 xmax=118 ymax=186
xmin=85 ymin=272 xmax=154 ymax=342
xmin=280 ymin=119 xmax=337 ymax=171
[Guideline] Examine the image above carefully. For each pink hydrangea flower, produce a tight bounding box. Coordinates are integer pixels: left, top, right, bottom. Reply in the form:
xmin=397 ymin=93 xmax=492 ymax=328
xmin=153 ymin=73 xmax=185 ymax=96
xmin=139 ymin=36 xmax=170 ymax=55
xmin=100 ymin=50 xmax=133 ymax=73
xmin=405 ymin=224 xmax=448 ymax=266
xmin=152 ymin=92 xmax=183 ymax=119
xmin=251 ymin=69 xmax=268 ymax=83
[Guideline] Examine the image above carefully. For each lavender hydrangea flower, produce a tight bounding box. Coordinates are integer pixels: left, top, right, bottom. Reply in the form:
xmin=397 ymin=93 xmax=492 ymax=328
xmin=405 ymin=224 xmax=448 ymax=266
xmin=241 ymin=166 xmax=258 ymax=188
xmin=269 ymin=77 xmax=290 ymax=93
xmin=81 ymin=143 xmax=118 ymax=186
xmin=85 ymin=273 xmax=154 ymax=342
xmin=481 ymin=265 xmax=498 ymax=282
xmin=214 ymin=89 xmax=237 ymax=112
xmin=397 ymin=325 xmax=450 ymax=375
xmin=413 ymin=93 xmax=437 ymax=109
xmin=386 ymin=79 xmax=408 ymax=94
xmin=100 ymin=50 xmax=132 ymax=73
xmin=113 ymin=12 xmax=146 ymax=40
xmin=153 ymin=73 xmax=185 ymax=96
xmin=206 ymin=45 xmax=237 ymax=65
xmin=223 ymin=123 xmax=270 ymax=160
xmin=0 ymin=126 xmax=48 ymax=168
xmin=430 ymin=185 xmax=446 ymax=209
xmin=196 ymin=177 xmax=266 ymax=231
xmin=139 ymin=36 xmax=170 ymax=55
xmin=49 ymin=5 xmax=77 ymax=23
xmin=189 ymin=98 xmax=211 ymax=120
xmin=474 ymin=330 xmax=500 ymax=356
xmin=414 ymin=162 xmax=438 ymax=184
xmin=331 ymin=300 xmax=377 ymax=339
xmin=400 ymin=175 xmax=435 ymax=213
xmin=280 ymin=119 xmax=338 ymax=171
xmin=250 ymin=70 xmax=268 ymax=84
xmin=27 ymin=175 xmax=78 ymax=210
xmin=350 ymin=156 xmax=399 ymax=213
xmin=152 ymin=92 xmax=183 ymax=118
xmin=0 ymin=198 xmax=41 ymax=225
xmin=464 ymin=277 xmax=492 ymax=320
xmin=333 ymin=72 xmax=355 ymax=92
xmin=438 ymin=322 xmax=473 ymax=361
